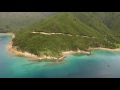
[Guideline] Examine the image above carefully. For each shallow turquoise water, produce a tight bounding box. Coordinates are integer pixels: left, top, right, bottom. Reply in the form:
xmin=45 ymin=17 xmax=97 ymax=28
xmin=1 ymin=36 xmax=120 ymax=78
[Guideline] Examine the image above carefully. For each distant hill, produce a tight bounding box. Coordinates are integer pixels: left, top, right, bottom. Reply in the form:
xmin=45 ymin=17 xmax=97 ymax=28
xmin=93 ymin=12 xmax=120 ymax=31
xmin=0 ymin=12 xmax=58 ymax=33
xmin=12 ymin=12 xmax=120 ymax=58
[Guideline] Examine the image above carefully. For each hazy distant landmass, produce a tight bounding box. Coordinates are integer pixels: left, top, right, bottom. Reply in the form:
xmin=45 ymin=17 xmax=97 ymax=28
xmin=2 ymin=12 xmax=120 ymax=61
xmin=0 ymin=12 xmax=58 ymax=33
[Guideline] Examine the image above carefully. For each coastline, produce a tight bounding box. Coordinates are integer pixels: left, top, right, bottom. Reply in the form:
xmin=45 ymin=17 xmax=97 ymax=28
xmin=4 ymin=33 xmax=120 ymax=62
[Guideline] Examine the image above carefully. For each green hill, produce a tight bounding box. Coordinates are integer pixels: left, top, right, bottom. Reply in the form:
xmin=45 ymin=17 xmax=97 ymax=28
xmin=31 ymin=12 xmax=101 ymax=37
xmin=12 ymin=12 xmax=120 ymax=58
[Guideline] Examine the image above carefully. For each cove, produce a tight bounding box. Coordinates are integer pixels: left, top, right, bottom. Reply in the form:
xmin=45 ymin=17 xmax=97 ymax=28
xmin=1 ymin=35 xmax=120 ymax=78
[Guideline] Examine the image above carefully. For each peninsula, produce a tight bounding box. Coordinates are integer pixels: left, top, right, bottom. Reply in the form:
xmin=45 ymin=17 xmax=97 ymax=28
xmin=7 ymin=33 xmax=91 ymax=62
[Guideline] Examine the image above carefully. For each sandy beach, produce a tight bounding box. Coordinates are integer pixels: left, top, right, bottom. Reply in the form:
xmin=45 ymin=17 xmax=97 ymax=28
xmin=89 ymin=47 xmax=120 ymax=52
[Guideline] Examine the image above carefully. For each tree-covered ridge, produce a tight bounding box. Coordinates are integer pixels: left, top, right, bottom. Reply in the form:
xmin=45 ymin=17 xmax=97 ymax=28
xmin=71 ymin=12 xmax=120 ymax=36
xmin=12 ymin=12 xmax=120 ymax=58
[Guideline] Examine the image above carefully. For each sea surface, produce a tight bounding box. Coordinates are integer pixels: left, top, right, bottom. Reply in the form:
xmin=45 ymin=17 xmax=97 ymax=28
xmin=1 ymin=35 xmax=120 ymax=78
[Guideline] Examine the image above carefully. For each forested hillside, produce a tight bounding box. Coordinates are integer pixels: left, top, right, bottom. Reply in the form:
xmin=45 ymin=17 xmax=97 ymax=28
xmin=12 ymin=12 xmax=120 ymax=58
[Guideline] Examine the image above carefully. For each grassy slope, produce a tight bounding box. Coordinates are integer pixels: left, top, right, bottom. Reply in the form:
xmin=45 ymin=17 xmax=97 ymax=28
xmin=92 ymin=12 xmax=120 ymax=42
xmin=91 ymin=12 xmax=120 ymax=34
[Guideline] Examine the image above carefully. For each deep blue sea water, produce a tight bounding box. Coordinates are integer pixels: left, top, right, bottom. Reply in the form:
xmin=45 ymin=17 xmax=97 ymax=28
xmin=1 ymin=35 xmax=120 ymax=78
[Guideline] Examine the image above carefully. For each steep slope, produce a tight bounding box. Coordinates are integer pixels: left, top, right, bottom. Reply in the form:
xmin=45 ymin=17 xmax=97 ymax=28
xmin=90 ymin=12 xmax=120 ymax=40
xmin=101 ymin=12 xmax=120 ymax=31
xmin=71 ymin=12 xmax=120 ymax=43
xmin=91 ymin=12 xmax=120 ymax=30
